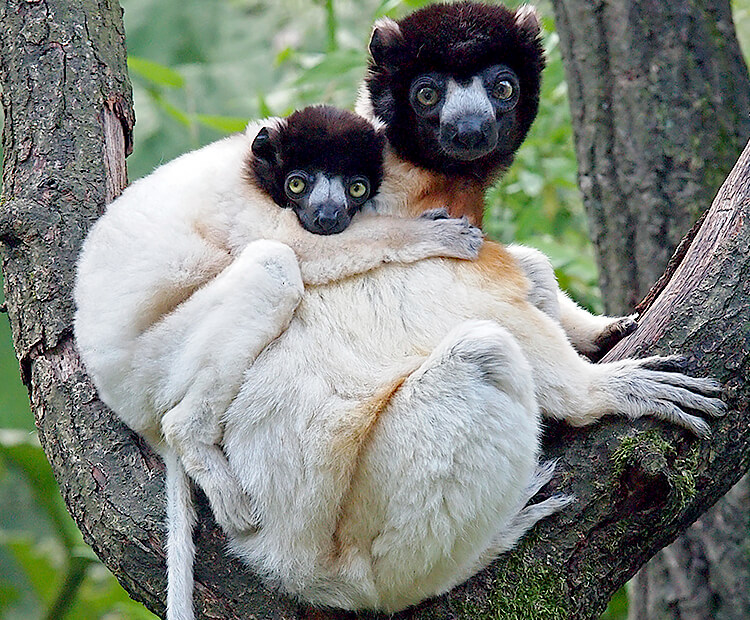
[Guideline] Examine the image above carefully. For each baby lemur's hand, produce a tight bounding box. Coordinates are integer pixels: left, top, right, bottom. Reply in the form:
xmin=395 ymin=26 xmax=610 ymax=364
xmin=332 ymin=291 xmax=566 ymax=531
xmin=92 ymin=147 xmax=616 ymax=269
xmin=419 ymin=209 xmax=484 ymax=260
xmin=420 ymin=207 xmax=452 ymax=220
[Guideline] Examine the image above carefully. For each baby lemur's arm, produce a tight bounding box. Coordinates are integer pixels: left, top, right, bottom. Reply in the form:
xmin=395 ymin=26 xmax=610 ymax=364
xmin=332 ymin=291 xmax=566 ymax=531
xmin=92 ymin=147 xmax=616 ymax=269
xmin=278 ymin=209 xmax=482 ymax=286
xmin=247 ymin=108 xmax=483 ymax=287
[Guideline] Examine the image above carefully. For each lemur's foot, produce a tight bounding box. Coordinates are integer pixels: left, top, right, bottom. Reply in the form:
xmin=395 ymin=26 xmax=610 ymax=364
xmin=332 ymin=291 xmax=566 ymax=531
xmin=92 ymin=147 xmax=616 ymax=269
xmin=597 ymin=354 xmax=726 ymax=437
xmin=204 ymin=479 xmax=260 ymax=535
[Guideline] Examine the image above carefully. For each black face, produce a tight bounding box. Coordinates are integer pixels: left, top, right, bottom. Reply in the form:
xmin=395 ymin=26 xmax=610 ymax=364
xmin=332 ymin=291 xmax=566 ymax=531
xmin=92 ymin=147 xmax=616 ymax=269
xmin=282 ymin=169 xmax=372 ymax=235
xmin=408 ymin=64 xmax=521 ymax=163
xmin=249 ymin=105 xmax=385 ymax=236
xmin=364 ymin=2 xmax=545 ymax=181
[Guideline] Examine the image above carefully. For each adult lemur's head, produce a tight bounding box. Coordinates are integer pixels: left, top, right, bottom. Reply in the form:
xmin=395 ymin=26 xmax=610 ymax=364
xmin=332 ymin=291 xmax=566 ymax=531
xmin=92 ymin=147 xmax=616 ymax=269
xmin=250 ymin=105 xmax=385 ymax=236
xmin=363 ymin=1 xmax=544 ymax=180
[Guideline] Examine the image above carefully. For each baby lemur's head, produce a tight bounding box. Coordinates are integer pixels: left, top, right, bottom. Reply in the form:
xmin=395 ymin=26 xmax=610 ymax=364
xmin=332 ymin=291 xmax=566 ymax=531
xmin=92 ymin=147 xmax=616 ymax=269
xmin=250 ymin=105 xmax=385 ymax=236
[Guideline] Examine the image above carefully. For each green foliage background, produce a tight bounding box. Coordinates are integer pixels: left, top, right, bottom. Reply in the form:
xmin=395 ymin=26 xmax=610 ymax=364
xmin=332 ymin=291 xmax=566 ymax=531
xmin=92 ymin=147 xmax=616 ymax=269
xmin=1 ymin=0 xmax=749 ymax=617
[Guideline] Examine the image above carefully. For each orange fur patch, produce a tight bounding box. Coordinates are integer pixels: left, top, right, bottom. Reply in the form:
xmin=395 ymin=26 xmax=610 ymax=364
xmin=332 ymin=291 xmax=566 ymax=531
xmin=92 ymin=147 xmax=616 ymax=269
xmin=470 ymin=240 xmax=529 ymax=298
xmin=381 ymin=151 xmax=532 ymax=307
xmin=380 ymin=149 xmax=488 ymax=226
xmin=411 ymin=175 xmax=487 ymax=226
xmin=329 ymin=372 xmax=411 ymax=562
xmin=329 ymin=374 xmax=408 ymax=482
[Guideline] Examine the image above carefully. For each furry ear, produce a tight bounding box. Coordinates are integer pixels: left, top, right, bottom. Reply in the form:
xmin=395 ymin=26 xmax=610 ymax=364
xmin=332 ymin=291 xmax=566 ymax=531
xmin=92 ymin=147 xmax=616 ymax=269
xmin=251 ymin=127 xmax=277 ymax=163
xmin=514 ymin=5 xmax=541 ymax=38
xmin=369 ymin=17 xmax=406 ymax=69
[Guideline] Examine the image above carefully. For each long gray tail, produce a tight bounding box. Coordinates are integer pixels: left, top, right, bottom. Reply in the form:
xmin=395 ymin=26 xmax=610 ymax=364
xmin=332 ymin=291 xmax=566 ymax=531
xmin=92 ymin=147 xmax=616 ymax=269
xmin=164 ymin=450 xmax=196 ymax=620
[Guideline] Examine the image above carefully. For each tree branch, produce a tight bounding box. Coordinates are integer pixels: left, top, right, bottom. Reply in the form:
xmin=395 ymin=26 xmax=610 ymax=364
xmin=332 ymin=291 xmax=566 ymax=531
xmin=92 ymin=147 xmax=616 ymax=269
xmin=1 ymin=1 xmax=748 ymax=619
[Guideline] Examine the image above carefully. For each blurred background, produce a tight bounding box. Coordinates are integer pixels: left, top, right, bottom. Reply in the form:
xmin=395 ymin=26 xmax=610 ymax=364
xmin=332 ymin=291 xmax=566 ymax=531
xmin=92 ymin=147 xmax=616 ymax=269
xmin=1 ymin=0 xmax=749 ymax=617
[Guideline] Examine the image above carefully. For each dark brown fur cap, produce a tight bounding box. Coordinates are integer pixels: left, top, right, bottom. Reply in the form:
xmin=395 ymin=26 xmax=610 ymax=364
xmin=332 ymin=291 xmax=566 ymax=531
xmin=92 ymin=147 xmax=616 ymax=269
xmin=250 ymin=105 xmax=385 ymax=208
xmin=366 ymin=2 xmax=545 ymax=178
xmin=371 ymin=2 xmax=543 ymax=79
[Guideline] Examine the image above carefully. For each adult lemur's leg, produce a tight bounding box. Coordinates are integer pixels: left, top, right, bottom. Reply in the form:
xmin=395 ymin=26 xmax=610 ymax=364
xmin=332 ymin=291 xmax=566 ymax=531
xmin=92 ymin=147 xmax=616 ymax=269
xmin=339 ymin=321 xmax=564 ymax=612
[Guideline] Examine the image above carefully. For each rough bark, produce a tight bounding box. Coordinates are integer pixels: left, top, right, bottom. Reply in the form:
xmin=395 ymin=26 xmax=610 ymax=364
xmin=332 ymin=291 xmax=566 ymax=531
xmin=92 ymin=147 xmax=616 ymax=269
xmin=550 ymin=1 xmax=750 ymax=617
xmin=627 ymin=476 xmax=750 ymax=620
xmin=0 ymin=1 xmax=749 ymax=619
xmin=550 ymin=0 xmax=750 ymax=314
xmin=601 ymin=145 xmax=750 ymax=620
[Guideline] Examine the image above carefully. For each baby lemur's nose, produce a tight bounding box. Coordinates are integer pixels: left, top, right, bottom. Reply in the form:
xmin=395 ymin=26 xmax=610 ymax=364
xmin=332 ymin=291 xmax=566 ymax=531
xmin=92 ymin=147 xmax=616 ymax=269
xmin=315 ymin=204 xmax=343 ymax=233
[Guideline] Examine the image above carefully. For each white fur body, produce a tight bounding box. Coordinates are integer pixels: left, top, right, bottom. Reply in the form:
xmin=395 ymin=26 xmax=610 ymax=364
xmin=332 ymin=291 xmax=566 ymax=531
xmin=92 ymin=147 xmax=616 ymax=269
xmin=75 ymin=119 xmax=725 ymax=615
xmin=221 ymin=258 xmax=550 ymax=611
xmin=220 ymin=239 xmax=723 ymax=611
xmin=74 ymin=121 xmax=487 ymax=620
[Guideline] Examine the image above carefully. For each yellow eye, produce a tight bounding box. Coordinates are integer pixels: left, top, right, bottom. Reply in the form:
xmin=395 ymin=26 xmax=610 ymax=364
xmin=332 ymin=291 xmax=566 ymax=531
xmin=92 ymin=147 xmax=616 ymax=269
xmin=286 ymin=175 xmax=306 ymax=195
xmin=493 ymin=80 xmax=514 ymax=101
xmin=416 ymin=86 xmax=439 ymax=107
xmin=348 ymin=180 xmax=369 ymax=200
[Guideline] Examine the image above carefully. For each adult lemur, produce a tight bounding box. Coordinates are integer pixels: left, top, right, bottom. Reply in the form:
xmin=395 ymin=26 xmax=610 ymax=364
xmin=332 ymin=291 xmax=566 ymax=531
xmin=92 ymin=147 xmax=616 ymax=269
xmin=356 ymin=1 xmax=637 ymax=360
xmin=220 ymin=122 xmax=723 ymax=612
xmin=76 ymin=101 xmax=723 ymax=615
xmin=214 ymin=7 xmax=723 ymax=610
xmin=74 ymin=105 xmax=484 ymax=620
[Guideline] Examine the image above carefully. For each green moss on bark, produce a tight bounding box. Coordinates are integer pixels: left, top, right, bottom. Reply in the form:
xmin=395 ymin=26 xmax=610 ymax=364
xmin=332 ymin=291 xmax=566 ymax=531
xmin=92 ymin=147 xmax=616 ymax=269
xmin=612 ymin=430 xmax=699 ymax=517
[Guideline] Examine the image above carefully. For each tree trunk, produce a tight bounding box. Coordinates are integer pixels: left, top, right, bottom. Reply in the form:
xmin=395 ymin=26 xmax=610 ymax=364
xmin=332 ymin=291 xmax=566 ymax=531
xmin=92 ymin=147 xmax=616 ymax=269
xmin=1 ymin=1 xmax=749 ymax=619
xmin=550 ymin=0 xmax=750 ymax=314
xmin=550 ymin=0 xmax=750 ymax=617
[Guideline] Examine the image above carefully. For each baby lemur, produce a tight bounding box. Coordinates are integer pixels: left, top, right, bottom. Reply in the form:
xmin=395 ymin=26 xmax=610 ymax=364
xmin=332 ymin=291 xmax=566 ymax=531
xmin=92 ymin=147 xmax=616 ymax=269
xmin=356 ymin=1 xmax=637 ymax=360
xmin=74 ymin=105 xmax=484 ymax=620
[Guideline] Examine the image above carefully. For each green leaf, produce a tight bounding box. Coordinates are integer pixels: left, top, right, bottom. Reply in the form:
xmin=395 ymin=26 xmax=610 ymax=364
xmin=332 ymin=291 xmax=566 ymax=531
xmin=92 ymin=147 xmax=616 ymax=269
xmin=3 ymin=535 xmax=59 ymax=605
xmin=0 ymin=548 xmax=28 ymax=618
xmin=194 ymin=114 xmax=250 ymax=133
xmin=0 ymin=546 xmax=43 ymax=620
xmin=0 ymin=431 xmax=82 ymax=552
xmin=374 ymin=0 xmax=405 ymax=18
xmin=274 ymin=46 xmax=295 ymax=66
xmin=257 ymin=94 xmax=273 ymax=119
xmin=403 ymin=0 xmax=435 ymax=8
xmin=294 ymin=49 xmax=366 ymax=85
xmin=150 ymin=91 xmax=192 ymax=127
xmin=128 ymin=56 xmax=185 ymax=88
